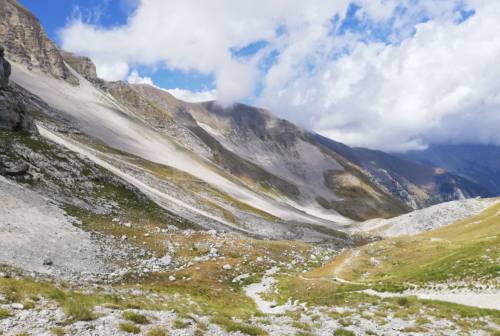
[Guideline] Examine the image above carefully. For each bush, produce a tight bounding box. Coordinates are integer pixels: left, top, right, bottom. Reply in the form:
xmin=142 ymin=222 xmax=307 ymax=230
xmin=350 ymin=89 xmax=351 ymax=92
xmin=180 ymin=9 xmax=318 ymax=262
xmin=0 ymin=308 xmax=12 ymax=320
xmin=64 ymin=299 xmax=95 ymax=321
xmin=146 ymin=328 xmax=167 ymax=336
xmin=119 ymin=322 xmax=140 ymax=334
xmin=173 ymin=319 xmax=190 ymax=329
xmin=123 ymin=311 xmax=149 ymax=324
xmin=397 ymin=297 xmax=410 ymax=307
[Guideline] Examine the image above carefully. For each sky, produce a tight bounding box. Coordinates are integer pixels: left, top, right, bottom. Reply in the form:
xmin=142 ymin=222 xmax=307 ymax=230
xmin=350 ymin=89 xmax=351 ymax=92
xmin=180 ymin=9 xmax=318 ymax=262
xmin=19 ymin=0 xmax=500 ymax=152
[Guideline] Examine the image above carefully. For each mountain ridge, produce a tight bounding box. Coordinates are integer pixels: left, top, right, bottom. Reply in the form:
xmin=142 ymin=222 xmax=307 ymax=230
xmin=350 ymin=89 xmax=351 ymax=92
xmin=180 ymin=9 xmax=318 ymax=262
xmin=0 ymin=0 xmax=494 ymax=235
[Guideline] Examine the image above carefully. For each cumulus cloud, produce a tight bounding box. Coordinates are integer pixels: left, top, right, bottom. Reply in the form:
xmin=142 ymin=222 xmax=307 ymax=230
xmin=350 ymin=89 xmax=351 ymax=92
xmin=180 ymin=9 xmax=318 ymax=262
xmin=60 ymin=0 xmax=353 ymax=101
xmin=59 ymin=0 xmax=500 ymax=151
xmin=127 ymin=70 xmax=153 ymax=85
xmin=167 ymin=88 xmax=217 ymax=103
xmin=259 ymin=1 xmax=500 ymax=151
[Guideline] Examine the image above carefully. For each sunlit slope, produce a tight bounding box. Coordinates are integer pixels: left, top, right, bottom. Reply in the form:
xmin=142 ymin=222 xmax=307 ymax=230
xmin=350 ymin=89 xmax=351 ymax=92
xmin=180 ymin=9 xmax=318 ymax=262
xmin=310 ymin=201 xmax=500 ymax=285
xmin=11 ymin=63 xmax=351 ymax=232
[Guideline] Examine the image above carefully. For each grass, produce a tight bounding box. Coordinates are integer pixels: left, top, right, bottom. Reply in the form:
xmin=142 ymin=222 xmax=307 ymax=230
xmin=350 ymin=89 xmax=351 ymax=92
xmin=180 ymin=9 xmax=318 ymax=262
xmin=211 ymin=315 xmax=267 ymax=335
xmin=146 ymin=328 xmax=167 ymax=336
xmin=0 ymin=308 xmax=12 ymax=320
xmin=173 ymin=319 xmax=190 ymax=329
xmin=334 ymin=329 xmax=355 ymax=336
xmin=310 ymin=202 xmax=500 ymax=285
xmin=122 ymin=311 xmax=149 ymax=324
xmin=0 ymin=273 xmax=166 ymax=324
xmin=292 ymin=321 xmax=311 ymax=331
xmin=50 ymin=327 xmax=66 ymax=336
xmin=119 ymin=322 xmax=140 ymax=334
xmin=267 ymin=263 xmax=500 ymax=334
xmin=0 ymin=276 xmax=97 ymax=321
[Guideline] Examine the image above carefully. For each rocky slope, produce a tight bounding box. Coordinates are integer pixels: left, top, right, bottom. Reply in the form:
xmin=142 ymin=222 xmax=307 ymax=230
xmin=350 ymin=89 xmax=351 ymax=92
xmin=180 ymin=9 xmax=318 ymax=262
xmin=1 ymin=0 xmax=489 ymax=231
xmin=312 ymin=134 xmax=490 ymax=209
xmin=353 ymin=197 xmax=499 ymax=237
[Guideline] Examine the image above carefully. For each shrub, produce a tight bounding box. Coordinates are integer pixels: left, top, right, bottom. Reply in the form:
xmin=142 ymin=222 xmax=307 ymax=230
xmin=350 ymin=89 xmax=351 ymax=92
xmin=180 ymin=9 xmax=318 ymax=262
xmin=119 ymin=322 xmax=140 ymax=334
xmin=123 ymin=311 xmax=149 ymax=324
xmin=334 ymin=329 xmax=355 ymax=336
xmin=146 ymin=328 xmax=167 ymax=336
xmin=0 ymin=309 xmax=12 ymax=320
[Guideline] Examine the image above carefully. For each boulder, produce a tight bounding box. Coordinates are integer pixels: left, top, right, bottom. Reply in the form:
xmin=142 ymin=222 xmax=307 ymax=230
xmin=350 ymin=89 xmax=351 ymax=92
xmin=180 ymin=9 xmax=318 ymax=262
xmin=0 ymin=44 xmax=35 ymax=132
xmin=0 ymin=45 xmax=10 ymax=89
xmin=3 ymin=162 xmax=29 ymax=176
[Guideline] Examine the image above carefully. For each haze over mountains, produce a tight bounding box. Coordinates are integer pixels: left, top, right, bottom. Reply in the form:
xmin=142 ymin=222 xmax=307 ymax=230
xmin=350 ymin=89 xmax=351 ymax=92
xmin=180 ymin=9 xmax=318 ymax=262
xmin=0 ymin=1 xmax=499 ymax=335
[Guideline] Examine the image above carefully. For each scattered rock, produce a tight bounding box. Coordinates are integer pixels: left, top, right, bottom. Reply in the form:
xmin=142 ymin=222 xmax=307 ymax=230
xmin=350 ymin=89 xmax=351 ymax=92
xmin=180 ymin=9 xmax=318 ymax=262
xmin=11 ymin=303 xmax=24 ymax=310
xmin=42 ymin=258 xmax=53 ymax=266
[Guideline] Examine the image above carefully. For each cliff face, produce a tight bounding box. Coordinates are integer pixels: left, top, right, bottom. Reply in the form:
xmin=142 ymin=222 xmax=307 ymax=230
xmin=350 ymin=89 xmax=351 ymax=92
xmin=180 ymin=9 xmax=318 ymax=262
xmin=0 ymin=44 xmax=34 ymax=132
xmin=0 ymin=0 xmax=78 ymax=85
xmin=60 ymin=50 xmax=99 ymax=84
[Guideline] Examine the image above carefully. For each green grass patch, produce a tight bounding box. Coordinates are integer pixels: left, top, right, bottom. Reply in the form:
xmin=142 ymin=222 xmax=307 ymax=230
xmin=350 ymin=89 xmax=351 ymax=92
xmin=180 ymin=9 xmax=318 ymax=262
xmin=122 ymin=311 xmax=149 ymax=324
xmin=334 ymin=329 xmax=355 ymax=336
xmin=173 ymin=319 xmax=190 ymax=329
xmin=146 ymin=328 xmax=167 ymax=336
xmin=211 ymin=315 xmax=267 ymax=335
xmin=119 ymin=322 xmax=140 ymax=334
xmin=0 ymin=308 xmax=12 ymax=320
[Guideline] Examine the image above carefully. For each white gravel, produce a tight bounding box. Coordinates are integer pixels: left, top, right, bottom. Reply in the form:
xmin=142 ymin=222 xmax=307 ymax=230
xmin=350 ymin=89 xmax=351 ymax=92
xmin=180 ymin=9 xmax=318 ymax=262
xmin=0 ymin=175 xmax=104 ymax=276
xmin=355 ymin=198 xmax=499 ymax=237
xmin=363 ymin=288 xmax=500 ymax=310
xmin=244 ymin=267 xmax=298 ymax=314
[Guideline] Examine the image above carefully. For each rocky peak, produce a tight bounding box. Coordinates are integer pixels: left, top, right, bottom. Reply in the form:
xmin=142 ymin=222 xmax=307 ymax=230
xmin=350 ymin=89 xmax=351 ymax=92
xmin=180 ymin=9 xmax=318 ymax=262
xmin=60 ymin=50 xmax=99 ymax=83
xmin=0 ymin=0 xmax=78 ymax=85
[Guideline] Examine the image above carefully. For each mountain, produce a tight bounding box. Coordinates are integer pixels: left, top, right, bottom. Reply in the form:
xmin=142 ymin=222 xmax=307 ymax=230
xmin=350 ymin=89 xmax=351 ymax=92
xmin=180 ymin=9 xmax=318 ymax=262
xmin=0 ymin=1 xmax=499 ymax=335
xmin=401 ymin=143 xmax=500 ymax=195
xmin=312 ymin=134 xmax=490 ymax=208
xmin=0 ymin=0 xmax=491 ymax=242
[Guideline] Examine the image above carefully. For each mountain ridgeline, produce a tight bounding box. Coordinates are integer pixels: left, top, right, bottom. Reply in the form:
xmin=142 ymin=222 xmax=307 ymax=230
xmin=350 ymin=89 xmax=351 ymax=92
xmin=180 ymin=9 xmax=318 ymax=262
xmin=0 ymin=0 xmax=495 ymax=241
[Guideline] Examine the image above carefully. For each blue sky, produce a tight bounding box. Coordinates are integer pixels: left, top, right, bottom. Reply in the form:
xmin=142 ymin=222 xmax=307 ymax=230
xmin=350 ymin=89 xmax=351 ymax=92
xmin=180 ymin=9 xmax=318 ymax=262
xmin=19 ymin=0 xmax=131 ymax=38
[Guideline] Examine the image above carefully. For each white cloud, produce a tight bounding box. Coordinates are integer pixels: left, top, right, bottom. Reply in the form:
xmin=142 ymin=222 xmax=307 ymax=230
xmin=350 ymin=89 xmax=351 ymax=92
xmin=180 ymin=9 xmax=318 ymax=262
xmin=167 ymin=88 xmax=217 ymax=103
xmin=127 ymin=70 xmax=153 ymax=85
xmin=59 ymin=0 xmax=500 ymax=151
xmin=259 ymin=1 xmax=500 ymax=152
xmin=60 ymin=0 xmax=353 ymax=102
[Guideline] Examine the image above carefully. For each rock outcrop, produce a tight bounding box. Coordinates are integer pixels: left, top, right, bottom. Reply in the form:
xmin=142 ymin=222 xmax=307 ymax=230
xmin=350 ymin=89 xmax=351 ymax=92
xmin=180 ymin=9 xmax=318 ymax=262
xmin=0 ymin=0 xmax=78 ymax=85
xmin=0 ymin=44 xmax=34 ymax=132
xmin=60 ymin=50 xmax=100 ymax=84
xmin=0 ymin=45 xmax=10 ymax=89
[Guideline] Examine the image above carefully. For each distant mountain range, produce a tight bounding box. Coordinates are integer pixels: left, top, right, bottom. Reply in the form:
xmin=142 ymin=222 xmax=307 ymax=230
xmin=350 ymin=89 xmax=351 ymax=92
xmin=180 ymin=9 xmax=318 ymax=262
xmin=401 ymin=144 xmax=500 ymax=195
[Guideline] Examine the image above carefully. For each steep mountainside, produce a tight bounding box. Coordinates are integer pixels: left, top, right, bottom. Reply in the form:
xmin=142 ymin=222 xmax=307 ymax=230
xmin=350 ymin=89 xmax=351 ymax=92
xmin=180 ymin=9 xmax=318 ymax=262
xmin=312 ymin=134 xmax=490 ymax=208
xmin=402 ymin=143 xmax=500 ymax=195
xmin=0 ymin=0 xmax=490 ymax=234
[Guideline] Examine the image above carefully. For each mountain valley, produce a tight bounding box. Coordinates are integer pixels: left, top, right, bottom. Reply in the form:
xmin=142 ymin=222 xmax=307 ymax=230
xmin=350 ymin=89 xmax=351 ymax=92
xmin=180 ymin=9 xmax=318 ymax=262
xmin=0 ymin=0 xmax=499 ymax=335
